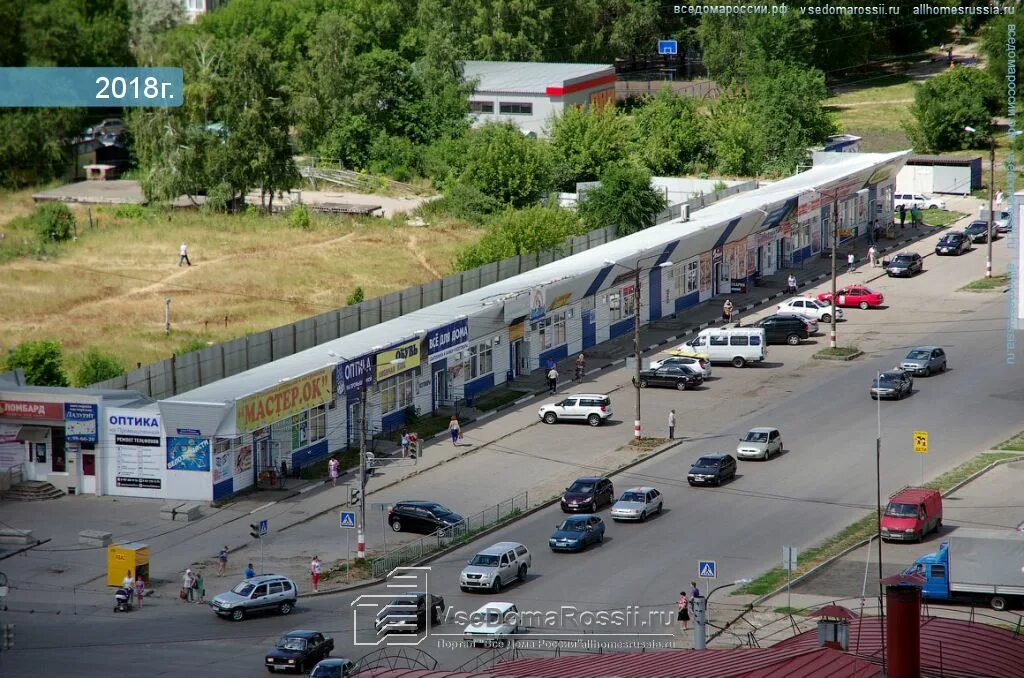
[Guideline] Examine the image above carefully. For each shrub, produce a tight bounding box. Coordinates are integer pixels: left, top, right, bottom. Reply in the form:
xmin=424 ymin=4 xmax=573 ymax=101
xmin=432 ymin=182 xmax=502 ymax=224
xmin=34 ymin=203 xmax=76 ymax=244
xmin=176 ymin=338 xmax=210 ymax=355
xmin=3 ymin=339 xmax=69 ymax=386
xmin=368 ymin=135 xmax=421 ymax=182
xmin=290 ymin=204 xmax=312 ymax=230
xmin=114 ymin=204 xmax=148 ymax=219
xmin=346 ymin=286 xmax=365 ymax=305
xmin=73 ymin=348 xmax=125 ymax=386
xmin=453 ymin=205 xmax=587 ymax=271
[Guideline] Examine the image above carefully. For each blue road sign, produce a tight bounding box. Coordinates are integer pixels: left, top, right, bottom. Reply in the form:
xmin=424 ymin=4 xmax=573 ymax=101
xmin=340 ymin=511 xmax=356 ymax=529
xmin=658 ymin=40 xmax=678 ymax=55
xmin=258 ymin=519 xmax=268 ymax=537
xmin=698 ymin=560 xmax=717 ymax=579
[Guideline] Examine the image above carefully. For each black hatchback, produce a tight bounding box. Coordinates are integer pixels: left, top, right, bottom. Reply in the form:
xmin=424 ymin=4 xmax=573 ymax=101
xmin=638 ymin=365 xmax=702 ymax=390
xmin=561 ymin=476 xmax=615 ymax=513
xmin=886 ymin=252 xmax=923 ymax=277
xmin=687 ymin=454 xmax=737 ymax=487
xmin=753 ymin=314 xmax=811 ymax=345
xmin=964 ymin=220 xmax=994 ymax=243
xmin=388 ymin=501 xmax=464 ymax=534
xmin=935 ymin=232 xmax=970 ymax=256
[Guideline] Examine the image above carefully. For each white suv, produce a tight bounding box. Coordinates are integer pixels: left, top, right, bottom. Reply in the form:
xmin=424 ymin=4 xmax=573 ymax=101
xmin=460 ymin=542 xmax=531 ymax=593
xmin=894 ymin=193 xmax=945 ymax=210
xmin=777 ymin=297 xmax=843 ymax=324
xmin=539 ymin=394 xmax=612 ymax=427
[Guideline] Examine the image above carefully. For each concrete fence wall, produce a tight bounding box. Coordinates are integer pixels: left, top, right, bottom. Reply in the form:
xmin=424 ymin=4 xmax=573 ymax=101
xmin=94 ymin=225 xmax=618 ymax=399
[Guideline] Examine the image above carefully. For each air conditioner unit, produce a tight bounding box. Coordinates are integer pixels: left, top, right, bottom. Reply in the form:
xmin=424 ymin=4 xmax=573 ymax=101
xmin=680 ymin=204 xmax=690 ymax=221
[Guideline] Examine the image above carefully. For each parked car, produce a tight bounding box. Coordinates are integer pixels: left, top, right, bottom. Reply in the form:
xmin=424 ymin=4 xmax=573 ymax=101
xmin=374 ymin=592 xmax=445 ymax=634
xmin=460 ymin=542 xmax=531 ymax=593
xmin=210 ymin=574 xmax=297 ymax=621
xmin=672 ymin=327 xmax=767 ymax=368
xmin=736 ymin=427 xmax=783 ymax=461
xmin=265 ymin=630 xmax=334 ymax=674
xmin=637 ymin=365 xmax=703 ymax=390
xmin=560 ymin=476 xmax=614 ymax=513
xmin=647 ymin=355 xmax=712 ymax=378
xmin=899 ymin=346 xmax=947 ymax=376
xmin=539 ymin=394 xmax=612 ymax=427
xmin=751 ymin=314 xmax=812 ymax=345
xmin=870 ymin=370 xmax=914 ymax=400
xmin=549 ymin=514 xmax=605 ymax=551
xmin=610 ymin=487 xmax=663 ymax=521
xmin=894 ymin=192 xmax=945 ymax=210
xmin=886 ymin=252 xmax=923 ymax=277
xmin=687 ymin=454 xmax=737 ymax=486
xmin=777 ymin=297 xmax=842 ymax=323
xmin=934 ymin=232 xmax=971 ymax=256
xmin=463 ymin=602 xmax=521 ymax=646
xmin=388 ymin=501 xmax=464 ymax=534
xmin=964 ymin=220 xmax=995 ymax=243
xmin=310 ymin=658 xmax=356 ymax=678
xmin=816 ymin=285 xmax=884 ymax=310
xmin=881 ymin=487 xmax=943 ymax=542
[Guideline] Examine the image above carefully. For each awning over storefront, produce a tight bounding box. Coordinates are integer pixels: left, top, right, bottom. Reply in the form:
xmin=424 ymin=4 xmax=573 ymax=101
xmin=16 ymin=426 xmax=49 ymax=443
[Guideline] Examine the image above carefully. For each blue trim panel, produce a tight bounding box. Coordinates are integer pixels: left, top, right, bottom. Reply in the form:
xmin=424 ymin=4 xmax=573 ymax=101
xmin=582 ymin=310 xmax=596 ymax=349
xmin=381 ymin=409 xmax=407 ymax=434
xmin=290 ymin=439 xmax=329 ymax=470
xmin=610 ymin=317 xmax=635 ymax=340
xmin=648 ymin=268 xmax=662 ymax=321
xmin=539 ymin=345 xmax=569 ymax=368
xmin=674 ymin=291 xmax=700 ymax=313
xmin=213 ymin=477 xmax=233 ymax=501
xmin=464 ymin=373 xmax=496 ymax=401
xmin=656 ymin=241 xmax=678 ymax=266
xmin=713 ymin=217 xmax=741 ymax=249
xmin=584 ymin=266 xmax=614 ymax=298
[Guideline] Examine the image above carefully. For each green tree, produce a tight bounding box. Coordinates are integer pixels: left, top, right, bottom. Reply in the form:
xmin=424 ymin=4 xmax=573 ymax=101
xmin=906 ymin=68 xmax=1000 ymax=153
xmin=633 ymin=88 xmax=709 ymax=175
xmin=454 ymin=205 xmax=587 ymax=270
xmin=469 ymin=0 xmax=553 ymax=61
xmin=346 ymin=286 xmax=365 ymax=305
xmin=706 ymin=94 xmax=763 ymax=176
xmin=128 ymin=0 xmax=185 ymax=60
xmin=548 ymin=104 xmax=636 ymax=188
xmin=606 ymin=0 xmax=663 ymax=57
xmin=34 ymin=202 xmax=77 ymax=243
xmin=577 ymin=163 xmax=666 ymax=237
xmin=979 ymin=14 xmax=1019 ymax=115
xmin=697 ymin=7 xmax=814 ymax=85
xmin=4 ymin=339 xmax=69 ymax=387
xmin=457 ymin=123 xmax=555 ymax=207
xmin=0 ymin=109 xmax=84 ymax=188
xmin=73 ymin=348 xmax=125 ymax=386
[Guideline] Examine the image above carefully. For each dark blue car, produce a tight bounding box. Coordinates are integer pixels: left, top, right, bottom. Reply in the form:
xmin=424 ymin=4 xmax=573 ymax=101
xmin=549 ymin=515 xmax=605 ymax=552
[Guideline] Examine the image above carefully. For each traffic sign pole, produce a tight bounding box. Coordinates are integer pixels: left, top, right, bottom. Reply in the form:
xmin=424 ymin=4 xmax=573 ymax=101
xmin=913 ymin=431 xmax=928 ymax=485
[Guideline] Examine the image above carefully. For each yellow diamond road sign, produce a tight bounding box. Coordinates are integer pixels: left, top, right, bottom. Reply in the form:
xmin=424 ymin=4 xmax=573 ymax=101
xmin=913 ymin=431 xmax=928 ymax=454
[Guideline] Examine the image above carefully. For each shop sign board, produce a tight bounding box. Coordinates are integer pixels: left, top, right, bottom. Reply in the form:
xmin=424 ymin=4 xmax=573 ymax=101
xmin=236 ymin=367 xmax=332 ymax=433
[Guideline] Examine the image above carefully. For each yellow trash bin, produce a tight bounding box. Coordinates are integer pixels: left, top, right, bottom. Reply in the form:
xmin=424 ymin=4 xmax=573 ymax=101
xmin=107 ymin=543 xmax=150 ymax=587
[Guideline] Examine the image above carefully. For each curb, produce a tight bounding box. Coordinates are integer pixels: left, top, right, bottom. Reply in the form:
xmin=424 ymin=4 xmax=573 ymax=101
xmin=812 ymin=350 xmax=864 ymax=361
xmin=297 ymin=437 xmax=687 ymax=598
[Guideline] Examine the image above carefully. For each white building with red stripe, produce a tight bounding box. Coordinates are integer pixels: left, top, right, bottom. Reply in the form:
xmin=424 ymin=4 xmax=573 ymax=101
xmin=463 ymin=61 xmax=616 ymax=137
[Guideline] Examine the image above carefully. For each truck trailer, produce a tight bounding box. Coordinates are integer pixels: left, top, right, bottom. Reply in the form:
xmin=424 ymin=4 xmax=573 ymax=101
xmin=905 ymin=528 xmax=1024 ymax=611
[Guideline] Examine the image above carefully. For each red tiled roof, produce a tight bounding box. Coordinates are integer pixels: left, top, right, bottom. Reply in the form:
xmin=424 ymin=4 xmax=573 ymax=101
xmin=774 ymin=615 xmax=1024 ymax=677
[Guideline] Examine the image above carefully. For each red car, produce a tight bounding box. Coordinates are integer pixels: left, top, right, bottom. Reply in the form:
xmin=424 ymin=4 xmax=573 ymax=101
xmin=817 ymin=285 xmax=884 ymax=309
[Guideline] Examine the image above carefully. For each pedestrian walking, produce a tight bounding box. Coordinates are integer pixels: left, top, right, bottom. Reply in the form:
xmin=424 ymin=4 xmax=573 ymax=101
xmin=193 ymin=571 xmax=205 ymax=604
xmin=245 ymin=563 xmax=255 ymax=579
xmin=400 ymin=429 xmax=410 ymax=457
xmin=574 ymin=354 xmax=586 ymax=382
xmin=217 ymin=546 xmax=228 ymax=576
xmin=668 ymin=409 xmax=676 ymax=440
xmin=847 ymin=252 xmax=856 ymax=272
xmin=911 ymin=206 xmax=922 ymax=228
xmin=898 ymin=204 xmax=906 ymax=229
xmin=279 ymin=459 xmax=288 ymax=490
xmin=547 ymin=366 xmax=559 ymax=394
xmin=677 ymin=591 xmax=691 ymax=631
xmin=545 ymin=357 xmax=556 ymax=372
xmin=448 ymin=416 xmax=461 ymax=446
xmin=997 ymin=190 xmax=1005 ymax=205
xmin=178 ymin=242 xmax=191 ymax=267
xmin=722 ymin=299 xmax=734 ymax=323
xmin=134 ymin=574 xmax=145 ymax=609
xmin=311 ymin=555 xmax=322 ymax=593
xmin=328 ymin=457 xmax=340 ymax=486
xmin=122 ymin=570 xmax=134 ymax=591
xmin=787 ymin=274 xmax=797 ymax=294
xmin=690 ymin=581 xmax=701 ymax=600
xmin=868 ymin=245 xmax=878 ymax=268
xmin=182 ymin=569 xmax=195 ymax=602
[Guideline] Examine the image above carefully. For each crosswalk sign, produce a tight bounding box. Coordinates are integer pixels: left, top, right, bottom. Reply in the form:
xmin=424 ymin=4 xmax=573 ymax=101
xmin=258 ymin=519 xmax=268 ymax=537
xmin=698 ymin=560 xmax=717 ymax=579
xmin=339 ymin=511 xmax=356 ymax=529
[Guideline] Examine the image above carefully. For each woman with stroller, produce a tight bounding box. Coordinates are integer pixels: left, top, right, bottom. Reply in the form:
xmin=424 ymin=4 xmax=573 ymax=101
xmin=574 ymin=354 xmax=586 ymax=382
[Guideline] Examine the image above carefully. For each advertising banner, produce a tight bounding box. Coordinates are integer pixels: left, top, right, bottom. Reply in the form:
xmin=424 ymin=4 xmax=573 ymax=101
xmin=548 ymin=292 xmax=573 ymax=312
xmin=166 ymin=436 xmax=211 ymax=472
xmin=108 ymin=409 xmax=164 ymax=491
xmin=0 ymin=400 xmax=63 ymax=420
xmin=427 ymin=319 xmax=469 ymax=363
xmin=236 ymin=367 xmax=332 ymax=433
xmin=234 ymin=443 xmax=253 ymax=475
xmin=376 ymin=339 xmax=421 ymax=381
xmin=212 ymin=449 xmax=232 ymax=484
xmin=336 ymin=354 xmax=374 ymax=397
xmin=0 ymin=424 xmax=20 ymax=472
xmin=529 ymin=287 xmax=546 ymax=320
xmin=64 ymin=403 xmax=97 ymax=443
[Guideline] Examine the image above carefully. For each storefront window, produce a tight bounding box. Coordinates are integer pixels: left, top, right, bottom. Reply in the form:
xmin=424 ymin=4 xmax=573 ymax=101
xmin=33 ymin=442 xmax=47 ymax=463
xmin=553 ymin=312 xmax=566 ymax=346
xmin=622 ymin=286 xmax=636 ymax=320
xmin=291 ymin=412 xmax=309 ymax=450
xmin=685 ymin=260 xmax=699 ymax=294
xmin=469 ymin=342 xmax=494 ymax=378
xmin=52 ymin=446 xmax=66 ymax=473
xmin=608 ymin=292 xmax=621 ymax=321
xmin=381 ymin=371 xmax=415 ymax=414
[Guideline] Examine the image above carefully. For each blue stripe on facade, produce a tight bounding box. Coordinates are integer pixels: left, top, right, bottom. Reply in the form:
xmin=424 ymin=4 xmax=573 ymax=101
xmin=610 ymin=317 xmax=634 ymax=340
xmin=381 ymin=409 xmax=407 ymax=434
xmin=582 ymin=310 xmax=596 ymax=349
xmin=714 ymin=218 xmax=741 ymax=250
xmin=539 ymin=345 xmax=569 ymax=368
xmin=648 ymin=267 xmax=662 ymax=321
xmin=674 ymin=291 xmax=700 ymax=313
xmin=464 ymin=373 xmax=496 ymax=402
xmin=290 ymin=438 xmax=329 ymax=470
xmin=584 ymin=266 xmax=614 ymax=298
xmin=656 ymin=241 xmax=678 ymax=266
xmin=213 ymin=477 xmax=233 ymax=500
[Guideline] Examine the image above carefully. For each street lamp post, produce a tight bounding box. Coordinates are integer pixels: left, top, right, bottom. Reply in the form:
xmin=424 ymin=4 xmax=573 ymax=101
xmin=965 ymin=126 xmax=995 ymax=278
xmin=693 ymin=578 xmax=752 ymax=650
xmin=605 ymin=256 xmax=673 ymax=440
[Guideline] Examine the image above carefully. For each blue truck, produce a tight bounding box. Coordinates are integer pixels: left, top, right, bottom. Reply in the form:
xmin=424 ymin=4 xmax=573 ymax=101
xmin=905 ymin=528 xmax=1024 ymax=611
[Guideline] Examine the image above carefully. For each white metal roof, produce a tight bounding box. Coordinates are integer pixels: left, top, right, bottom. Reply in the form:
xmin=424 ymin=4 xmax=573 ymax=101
xmin=463 ymin=61 xmax=614 ymax=95
xmin=161 ymin=151 xmax=909 ymax=435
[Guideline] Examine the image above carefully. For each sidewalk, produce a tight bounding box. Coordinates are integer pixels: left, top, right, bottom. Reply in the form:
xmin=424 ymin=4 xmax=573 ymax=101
xmin=0 ymin=220 xmax=954 ymax=610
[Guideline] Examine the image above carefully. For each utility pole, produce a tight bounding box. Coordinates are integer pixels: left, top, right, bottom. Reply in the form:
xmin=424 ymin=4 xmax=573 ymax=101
xmin=357 ymin=385 xmax=367 ymax=559
xmin=830 ymin=195 xmax=839 ymax=349
xmin=633 ymin=266 xmax=642 ymax=441
xmin=875 ymin=370 xmax=886 ymax=677
xmin=164 ymin=298 xmax=171 ymax=336
xmin=987 ymin=137 xmax=995 ymax=279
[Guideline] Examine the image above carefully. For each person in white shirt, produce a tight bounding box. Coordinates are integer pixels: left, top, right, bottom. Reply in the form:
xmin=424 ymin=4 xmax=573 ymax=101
xmin=868 ymin=245 xmax=878 ymax=267
xmin=787 ymin=274 xmax=797 ymax=294
xmin=310 ymin=556 xmax=322 ymax=593
xmin=847 ymin=252 xmax=856 ymax=272
xmin=668 ymin=409 xmax=676 ymax=439
xmin=178 ymin=242 xmax=191 ymax=267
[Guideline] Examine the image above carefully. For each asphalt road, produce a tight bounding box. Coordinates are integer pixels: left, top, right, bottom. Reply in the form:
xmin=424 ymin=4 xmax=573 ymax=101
xmin=5 ymin=239 xmax=1022 ymax=677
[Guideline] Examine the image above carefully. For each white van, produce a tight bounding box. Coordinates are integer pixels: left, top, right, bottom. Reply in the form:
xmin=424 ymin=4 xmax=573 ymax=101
xmin=672 ymin=327 xmax=767 ymax=368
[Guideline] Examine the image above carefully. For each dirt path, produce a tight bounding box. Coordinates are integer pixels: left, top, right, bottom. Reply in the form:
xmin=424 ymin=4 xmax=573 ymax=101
xmin=407 ymin=232 xmax=443 ymax=278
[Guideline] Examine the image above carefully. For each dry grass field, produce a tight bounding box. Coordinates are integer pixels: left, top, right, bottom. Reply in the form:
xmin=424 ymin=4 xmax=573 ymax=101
xmin=0 ymin=190 xmax=482 ymax=374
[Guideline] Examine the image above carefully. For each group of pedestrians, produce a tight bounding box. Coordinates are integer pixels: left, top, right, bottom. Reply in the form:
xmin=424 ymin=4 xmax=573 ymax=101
xmin=122 ymin=570 xmax=146 ymax=609
xmin=676 ymin=581 xmax=703 ymax=632
xmin=179 ymin=568 xmax=206 ymax=604
xmin=896 ymin=204 xmax=924 ymax=230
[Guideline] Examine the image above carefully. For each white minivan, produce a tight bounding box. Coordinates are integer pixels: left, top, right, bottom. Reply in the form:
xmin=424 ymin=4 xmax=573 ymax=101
xmin=672 ymin=327 xmax=767 ymax=368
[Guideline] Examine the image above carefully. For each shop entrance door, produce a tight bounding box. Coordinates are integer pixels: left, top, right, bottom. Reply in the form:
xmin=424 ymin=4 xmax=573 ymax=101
xmin=433 ymin=369 xmax=449 ymax=409
xmin=82 ymin=453 xmax=96 ymax=494
xmin=510 ymin=340 xmax=524 ymax=378
xmin=348 ymin=400 xmax=363 ymax=448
